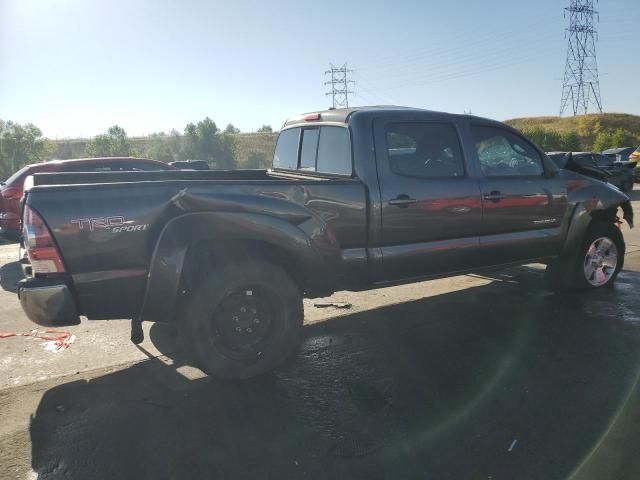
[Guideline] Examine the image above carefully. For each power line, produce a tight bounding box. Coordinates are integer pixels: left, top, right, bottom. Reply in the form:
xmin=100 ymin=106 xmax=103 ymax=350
xmin=560 ymin=0 xmax=603 ymax=116
xmin=324 ymin=63 xmax=355 ymax=108
xmin=357 ymin=13 xmax=556 ymax=76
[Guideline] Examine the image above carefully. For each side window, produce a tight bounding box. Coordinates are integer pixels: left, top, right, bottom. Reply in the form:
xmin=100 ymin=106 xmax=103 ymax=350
xmin=273 ymin=128 xmax=300 ymax=169
xmin=471 ymin=125 xmax=544 ymax=177
xmin=594 ymin=155 xmax=614 ymax=167
xmin=573 ymin=155 xmax=594 ymax=168
xmin=385 ymin=122 xmax=465 ymax=178
xmin=299 ymin=129 xmax=320 ymax=171
xmin=316 ymin=126 xmax=352 ymax=175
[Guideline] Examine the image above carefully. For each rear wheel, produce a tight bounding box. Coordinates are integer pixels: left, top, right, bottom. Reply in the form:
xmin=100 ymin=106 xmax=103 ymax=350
xmin=184 ymin=260 xmax=303 ymax=379
xmin=544 ymin=221 xmax=624 ymax=291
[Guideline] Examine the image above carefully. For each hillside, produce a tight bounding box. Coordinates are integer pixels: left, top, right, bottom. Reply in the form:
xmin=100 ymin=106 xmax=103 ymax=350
xmin=505 ymin=113 xmax=640 ymax=151
xmin=506 ymin=113 xmax=640 ymax=135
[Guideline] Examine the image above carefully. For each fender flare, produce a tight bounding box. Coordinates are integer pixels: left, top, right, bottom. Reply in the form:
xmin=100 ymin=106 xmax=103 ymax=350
xmin=561 ymin=184 xmax=633 ymax=256
xmin=139 ymin=211 xmax=340 ymax=323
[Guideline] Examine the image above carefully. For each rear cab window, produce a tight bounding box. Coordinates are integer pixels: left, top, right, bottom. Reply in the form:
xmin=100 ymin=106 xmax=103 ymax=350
xmin=273 ymin=126 xmax=352 ymax=176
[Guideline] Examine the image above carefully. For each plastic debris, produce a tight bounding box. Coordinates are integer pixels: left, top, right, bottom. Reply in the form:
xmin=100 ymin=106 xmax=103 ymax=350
xmin=313 ymin=301 xmax=352 ymax=309
xmin=0 ymin=329 xmax=75 ymax=352
xmin=508 ymin=439 xmax=518 ymax=452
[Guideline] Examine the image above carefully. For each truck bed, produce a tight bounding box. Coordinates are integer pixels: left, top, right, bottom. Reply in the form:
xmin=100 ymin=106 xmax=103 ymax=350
xmin=30 ymin=168 xmax=327 ymax=187
xmin=25 ymin=168 xmax=369 ymax=319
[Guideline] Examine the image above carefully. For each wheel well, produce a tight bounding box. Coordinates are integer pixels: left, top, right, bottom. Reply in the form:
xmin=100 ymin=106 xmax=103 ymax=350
xmin=179 ymin=238 xmax=308 ymax=298
xmin=590 ymin=206 xmax=619 ymax=224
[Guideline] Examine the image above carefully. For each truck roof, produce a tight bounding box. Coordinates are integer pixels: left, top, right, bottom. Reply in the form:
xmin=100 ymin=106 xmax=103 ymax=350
xmin=282 ymin=105 xmax=472 ymax=128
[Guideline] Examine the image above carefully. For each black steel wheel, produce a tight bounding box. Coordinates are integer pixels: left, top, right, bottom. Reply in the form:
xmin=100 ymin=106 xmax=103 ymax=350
xmin=184 ymin=259 xmax=303 ymax=379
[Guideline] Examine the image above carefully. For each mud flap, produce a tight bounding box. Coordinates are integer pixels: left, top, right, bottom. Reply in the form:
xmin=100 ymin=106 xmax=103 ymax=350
xmin=130 ymin=316 xmax=144 ymax=344
xmin=621 ymin=201 xmax=634 ymax=229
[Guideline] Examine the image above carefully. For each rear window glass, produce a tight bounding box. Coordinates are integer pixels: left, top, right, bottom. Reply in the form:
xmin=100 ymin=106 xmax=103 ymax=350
xmin=273 ymin=128 xmax=300 ymax=169
xmin=300 ymin=129 xmax=319 ymax=171
xmin=273 ymin=126 xmax=351 ymax=175
xmin=316 ymin=127 xmax=352 ymax=175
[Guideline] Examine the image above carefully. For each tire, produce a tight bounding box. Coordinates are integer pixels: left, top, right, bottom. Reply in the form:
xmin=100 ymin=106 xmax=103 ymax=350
xmin=544 ymin=220 xmax=624 ymax=291
xmin=183 ymin=259 xmax=303 ymax=379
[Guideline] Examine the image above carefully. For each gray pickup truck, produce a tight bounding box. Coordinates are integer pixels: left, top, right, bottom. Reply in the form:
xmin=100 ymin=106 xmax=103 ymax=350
xmin=18 ymin=107 xmax=634 ymax=378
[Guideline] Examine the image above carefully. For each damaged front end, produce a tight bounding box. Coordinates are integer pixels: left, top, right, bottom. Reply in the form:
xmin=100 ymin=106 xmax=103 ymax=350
xmin=620 ymin=200 xmax=634 ymax=229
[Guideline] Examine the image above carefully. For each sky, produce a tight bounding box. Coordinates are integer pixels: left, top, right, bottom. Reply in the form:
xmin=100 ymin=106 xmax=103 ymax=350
xmin=1 ymin=0 xmax=638 ymax=138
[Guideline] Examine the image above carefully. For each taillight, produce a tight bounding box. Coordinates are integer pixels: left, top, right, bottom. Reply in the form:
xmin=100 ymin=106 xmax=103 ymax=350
xmin=23 ymin=205 xmax=65 ymax=275
xmin=1 ymin=186 xmax=22 ymax=200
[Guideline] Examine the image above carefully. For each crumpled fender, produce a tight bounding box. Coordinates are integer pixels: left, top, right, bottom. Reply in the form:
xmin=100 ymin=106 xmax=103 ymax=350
xmin=139 ymin=189 xmax=342 ymax=323
xmin=561 ymin=176 xmax=633 ymax=256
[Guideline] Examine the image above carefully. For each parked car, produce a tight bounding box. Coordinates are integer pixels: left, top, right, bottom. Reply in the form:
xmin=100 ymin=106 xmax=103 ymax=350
xmin=169 ymin=160 xmax=210 ymax=170
xmin=602 ymin=146 xmax=636 ymax=163
xmin=547 ymin=151 xmax=635 ymax=192
xmin=17 ymin=107 xmax=633 ymax=379
xmin=0 ymin=157 xmax=176 ymax=239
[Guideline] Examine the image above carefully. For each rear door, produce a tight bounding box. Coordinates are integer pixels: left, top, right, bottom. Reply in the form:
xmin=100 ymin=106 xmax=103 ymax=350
xmin=373 ymin=117 xmax=482 ymax=280
xmin=468 ymin=123 xmax=568 ymax=264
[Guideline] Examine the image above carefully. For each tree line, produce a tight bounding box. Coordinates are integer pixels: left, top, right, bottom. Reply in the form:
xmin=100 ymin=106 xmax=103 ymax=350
xmin=0 ymin=118 xmax=275 ymax=180
xmin=2 ymin=114 xmax=639 ymax=181
xmin=517 ymin=115 xmax=640 ymax=153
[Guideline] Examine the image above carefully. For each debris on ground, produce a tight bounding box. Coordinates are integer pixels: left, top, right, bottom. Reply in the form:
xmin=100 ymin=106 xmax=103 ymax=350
xmin=328 ymin=435 xmax=385 ymax=457
xmin=313 ymin=301 xmax=352 ymax=309
xmin=0 ymin=329 xmax=76 ymax=352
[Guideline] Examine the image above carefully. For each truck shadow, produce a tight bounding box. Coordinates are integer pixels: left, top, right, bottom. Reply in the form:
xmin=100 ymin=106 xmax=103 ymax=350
xmin=0 ymin=260 xmax=22 ymax=293
xmin=29 ymin=268 xmax=640 ymax=480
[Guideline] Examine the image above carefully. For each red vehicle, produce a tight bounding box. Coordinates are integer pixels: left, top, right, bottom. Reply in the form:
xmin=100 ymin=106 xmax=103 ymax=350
xmin=0 ymin=157 xmax=175 ymax=239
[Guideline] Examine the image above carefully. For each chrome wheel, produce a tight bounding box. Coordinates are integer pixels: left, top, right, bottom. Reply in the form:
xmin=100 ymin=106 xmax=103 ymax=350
xmin=583 ymin=237 xmax=618 ymax=286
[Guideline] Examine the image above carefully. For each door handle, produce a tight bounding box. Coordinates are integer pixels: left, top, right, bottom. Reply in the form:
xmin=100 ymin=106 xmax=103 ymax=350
xmin=483 ymin=190 xmax=505 ymax=202
xmin=388 ymin=195 xmax=417 ymax=207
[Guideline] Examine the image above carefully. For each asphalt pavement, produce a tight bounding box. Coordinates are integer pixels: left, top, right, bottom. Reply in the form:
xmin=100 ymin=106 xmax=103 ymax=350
xmin=0 ymin=187 xmax=639 ymax=480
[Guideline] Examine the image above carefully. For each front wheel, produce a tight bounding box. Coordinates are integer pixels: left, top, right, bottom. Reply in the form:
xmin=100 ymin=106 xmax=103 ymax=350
xmin=184 ymin=260 xmax=303 ymax=379
xmin=544 ymin=221 xmax=625 ymax=291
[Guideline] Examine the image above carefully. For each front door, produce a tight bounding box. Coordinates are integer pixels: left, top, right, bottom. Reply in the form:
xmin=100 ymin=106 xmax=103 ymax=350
xmin=374 ymin=118 xmax=482 ymax=281
xmin=468 ymin=123 xmax=568 ymax=264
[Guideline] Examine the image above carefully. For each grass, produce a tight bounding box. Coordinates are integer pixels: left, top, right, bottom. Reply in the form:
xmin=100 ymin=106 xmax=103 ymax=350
xmin=506 ymin=113 xmax=640 ymax=136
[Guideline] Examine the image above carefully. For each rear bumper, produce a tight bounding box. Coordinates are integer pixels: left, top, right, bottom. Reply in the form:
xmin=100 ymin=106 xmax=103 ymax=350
xmin=18 ymin=278 xmax=80 ymax=327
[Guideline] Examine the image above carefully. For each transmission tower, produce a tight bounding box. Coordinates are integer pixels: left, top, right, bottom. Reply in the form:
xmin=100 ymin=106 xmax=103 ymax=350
xmin=559 ymin=0 xmax=603 ymax=116
xmin=325 ymin=63 xmax=355 ymax=109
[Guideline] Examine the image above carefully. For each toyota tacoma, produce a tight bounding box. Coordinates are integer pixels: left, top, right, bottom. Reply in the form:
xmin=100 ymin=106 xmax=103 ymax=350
xmin=17 ymin=107 xmax=634 ymax=378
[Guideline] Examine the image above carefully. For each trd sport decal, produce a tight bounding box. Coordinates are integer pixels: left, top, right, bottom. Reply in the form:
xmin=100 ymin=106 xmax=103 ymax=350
xmin=70 ymin=216 xmax=149 ymax=233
